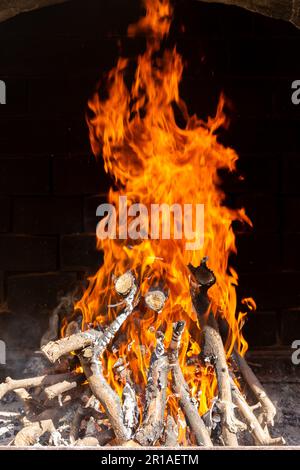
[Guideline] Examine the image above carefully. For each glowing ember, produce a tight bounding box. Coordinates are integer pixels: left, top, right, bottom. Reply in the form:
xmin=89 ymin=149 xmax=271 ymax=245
xmin=73 ymin=0 xmax=253 ymax=442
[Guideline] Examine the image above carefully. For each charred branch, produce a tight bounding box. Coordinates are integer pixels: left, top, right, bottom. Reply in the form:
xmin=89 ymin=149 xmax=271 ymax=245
xmin=78 ymin=346 xmax=130 ymax=443
xmin=232 ymin=350 xmax=277 ymax=427
xmin=40 ymin=374 xmax=84 ymax=401
xmin=144 ymin=289 xmax=167 ymax=312
xmin=231 ymin=379 xmax=285 ymax=445
xmin=189 ymin=259 xmax=246 ymax=446
xmin=168 ymin=321 xmax=213 ymax=447
xmin=163 ymin=415 xmax=179 ymax=447
xmin=0 ymin=372 xmax=76 ymax=400
xmin=135 ymin=332 xmax=169 ymax=446
xmin=41 ymin=328 xmax=103 ymax=364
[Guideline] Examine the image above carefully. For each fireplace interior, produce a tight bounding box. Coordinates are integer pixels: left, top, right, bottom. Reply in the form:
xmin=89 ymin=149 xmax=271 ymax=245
xmin=0 ymin=0 xmax=299 ymax=447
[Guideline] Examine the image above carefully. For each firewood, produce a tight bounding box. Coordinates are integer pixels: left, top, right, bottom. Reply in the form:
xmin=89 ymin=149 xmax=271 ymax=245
xmin=163 ymin=415 xmax=179 ymax=447
xmin=114 ymin=271 xmax=135 ymax=296
xmin=230 ymin=379 xmax=285 ymax=446
xmin=168 ymin=321 xmax=213 ymax=447
xmin=14 ymin=419 xmax=56 ymax=446
xmin=135 ymin=332 xmax=169 ymax=446
xmin=41 ymin=329 xmax=103 ymax=363
xmin=79 ymin=346 xmax=130 ymax=443
xmin=144 ymin=289 xmax=167 ymax=312
xmin=189 ymin=259 xmax=246 ymax=446
xmin=232 ymin=350 xmax=277 ymax=428
xmin=122 ymin=382 xmax=139 ymax=437
xmin=96 ymin=278 xmax=139 ymax=356
xmin=40 ymin=373 xmax=84 ymax=401
xmin=0 ymin=372 xmax=76 ymax=400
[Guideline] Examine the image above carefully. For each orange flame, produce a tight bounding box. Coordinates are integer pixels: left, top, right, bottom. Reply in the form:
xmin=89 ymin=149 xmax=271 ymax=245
xmin=73 ymin=0 xmax=254 ymax=442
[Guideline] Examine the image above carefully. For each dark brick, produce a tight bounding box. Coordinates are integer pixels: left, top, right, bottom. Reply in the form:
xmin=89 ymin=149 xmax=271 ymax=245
xmin=272 ymin=78 xmax=300 ymax=118
xmin=221 ymin=155 xmax=280 ymax=195
xmin=0 ymin=235 xmax=57 ymax=271
xmin=13 ymin=196 xmax=83 ymax=234
xmin=224 ymin=78 xmax=273 ymax=119
xmin=84 ymin=194 xmax=107 ymax=233
xmin=53 ymin=154 xmax=110 ymax=195
xmin=0 ymin=118 xmax=72 ymax=155
xmin=283 ymin=154 xmax=300 ymax=194
xmin=0 ymin=157 xmax=50 ymax=194
xmin=282 ymin=233 xmax=300 ymax=270
xmin=0 ymin=271 xmax=4 ymax=303
xmin=236 ymin=233 xmax=280 ymax=272
xmin=0 ymin=78 xmax=29 ymax=116
xmin=0 ymin=311 xmax=44 ymax=357
xmin=243 ymin=311 xmax=278 ymax=348
xmin=61 ymin=234 xmax=102 ymax=271
xmin=282 ymin=197 xmax=300 ymax=232
xmin=0 ymin=197 xmax=10 ymax=232
xmin=238 ymin=271 xmax=300 ymax=311
xmin=235 ymin=194 xmax=279 ymax=232
xmin=221 ymin=118 xmax=293 ymax=155
xmin=228 ymin=37 xmax=300 ymax=77
xmin=281 ymin=309 xmax=300 ymax=345
xmin=7 ymin=272 xmax=76 ymax=316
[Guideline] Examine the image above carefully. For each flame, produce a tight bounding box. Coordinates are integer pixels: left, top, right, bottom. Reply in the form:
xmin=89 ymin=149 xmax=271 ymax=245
xmin=72 ymin=0 xmax=254 ymax=442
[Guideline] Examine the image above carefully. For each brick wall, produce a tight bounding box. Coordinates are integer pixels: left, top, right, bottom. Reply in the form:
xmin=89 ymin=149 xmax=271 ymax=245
xmin=0 ymin=0 xmax=300 ymax=376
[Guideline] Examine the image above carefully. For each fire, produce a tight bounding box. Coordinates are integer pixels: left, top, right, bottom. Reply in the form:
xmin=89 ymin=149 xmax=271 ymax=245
xmin=73 ymin=0 xmax=253 ymax=442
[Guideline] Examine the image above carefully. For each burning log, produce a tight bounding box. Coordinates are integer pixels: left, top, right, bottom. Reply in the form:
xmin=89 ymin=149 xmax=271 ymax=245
xmin=0 ymin=372 xmax=76 ymax=400
xmin=40 ymin=373 xmax=84 ymax=401
xmin=232 ymin=350 xmax=277 ymax=428
xmin=78 ymin=346 xmax=130 ymax=443
xmin=122 ymin=382 xmax=139 ymax=437
xmin=163 ymin=415 xmax=179 ymax=447
xmin=95 ymin=278 xmax=138 ymax=357
xmin=114 ymin=271 xmax=135 ymax=296
xmin=144 ymin=289 xmax=167 ymax=312
xmin=230 ymin=379 xmax=285 ymax=446
xmin=168 ymin=321 xmax=213 ymax=447
xmin=41 ymin=329 xmax=102 ymax=364
xmin=135 ymin=331 xmax=169 ymax=446
xmin=189 ymin=259 xmax=246 ymax=446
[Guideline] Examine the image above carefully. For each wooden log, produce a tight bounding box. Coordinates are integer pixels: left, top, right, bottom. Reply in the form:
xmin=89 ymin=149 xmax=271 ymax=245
xmin=114 ymin=271 xmax=135 ymax=296
xmin=231 ymin=379 xmax=285 ymax=446
xmin=79 ymin=346 xmax=130 ymax=443
xmin=0 ymin=372 xmax=76 ymax=400
xmin=135 ymin=332 xmax=169 ymax=446
xmin=96 ymin=280 xmax=138 ymax=357
xmin=41 ymin=329 xmax=102 ymax=363
xmin=163 ymin=415 xmax=179 ymax=447
xmin=122 ymin=382 xmax=139 ymax=437
xmin=144 ymin=289 xmax=167 ymax=312
xmin=14 ymin=419 xmax=56 ymax=446
xmin=168 ymin=321 xmax=213 ymax=447
xmin=189 ymin=260 xmax=246 ymax=446
xmin=232 ymin=350 xmax=277 ymax=427
xmin=40 ymin=373 xmax=84 ymax=401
